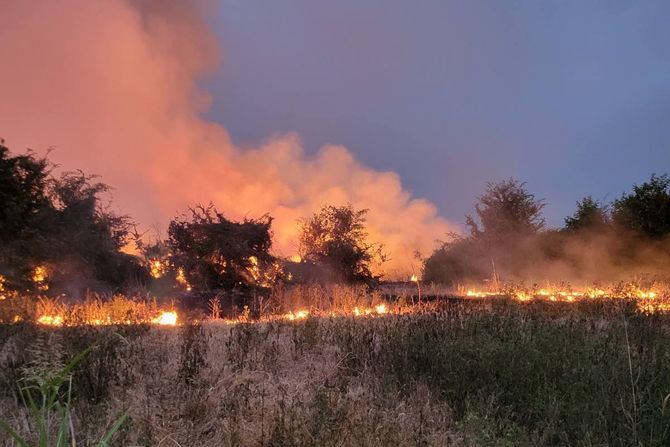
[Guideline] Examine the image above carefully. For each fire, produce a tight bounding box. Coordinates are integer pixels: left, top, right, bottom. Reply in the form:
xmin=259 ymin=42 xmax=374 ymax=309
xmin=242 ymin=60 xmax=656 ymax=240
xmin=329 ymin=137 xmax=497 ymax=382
xmin=149 ymin=259 xmax=166 ymax=279
xmin=32 ymin=266 xmax=48 ymax=291
xmin=247 ymin=256 xmax=260 ymax=280
xmin=410 ymin=274 xmax=418 ymax=282
xmin=462 ymin=284 xmax=666 ymax=312
xmin=284 ymin=309 xmax=309 ymax=321
xmin=37 ymin=314 xmax=64 ymax=326
xmin=375 ymin=303 xmax=387 ymax=314
xmin=152 ymin=311 xmax=178 ymax=326
xmin=176 ymin=267 xmax=192 ymax=291
xmin=290 ymin=254 xmax=302 ymax=263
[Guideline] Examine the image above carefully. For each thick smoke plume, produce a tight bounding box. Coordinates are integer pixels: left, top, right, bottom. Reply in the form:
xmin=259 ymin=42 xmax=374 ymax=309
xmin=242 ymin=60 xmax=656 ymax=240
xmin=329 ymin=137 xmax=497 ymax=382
xmin=0 ymin=0 xmax=456 ymax=277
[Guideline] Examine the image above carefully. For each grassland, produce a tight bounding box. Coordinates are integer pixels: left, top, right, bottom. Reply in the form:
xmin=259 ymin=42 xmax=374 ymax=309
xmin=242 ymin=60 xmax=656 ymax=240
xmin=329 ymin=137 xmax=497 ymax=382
xmin=2 ymin=296 xmax=670 ymax=446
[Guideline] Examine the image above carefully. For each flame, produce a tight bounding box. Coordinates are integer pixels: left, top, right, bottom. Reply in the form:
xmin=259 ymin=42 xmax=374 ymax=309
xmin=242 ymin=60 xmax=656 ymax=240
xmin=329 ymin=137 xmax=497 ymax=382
xmin=410 ymin=274 xmax=419 ymax=283
xmin=290 ymin=254 xmax=302 ymax=263
xmin=37 ymin=314 xmax=63 ymax=326
xmin=247 ymin=256 xmax=260 ymax=281
xmin=462 ymin=284 xmax=666 ymax=312
xmin=284 ymin=309 xmax=309 ymax=321
xmin=176 ymin=267 xmax=192 ymax=291
xmin=32 ymin=266 xmax=49 ymax=291
xmin=149 ymin=259 xmax=165 ymax=279
xmin=152 ymin=311 xmax=178 ymax=326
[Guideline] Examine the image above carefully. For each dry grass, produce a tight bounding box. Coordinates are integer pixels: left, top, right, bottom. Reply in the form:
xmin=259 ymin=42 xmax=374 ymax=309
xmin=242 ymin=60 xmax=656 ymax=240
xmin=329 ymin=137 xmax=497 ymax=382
xmin=0 ymin=318 xmax=463 ymax=446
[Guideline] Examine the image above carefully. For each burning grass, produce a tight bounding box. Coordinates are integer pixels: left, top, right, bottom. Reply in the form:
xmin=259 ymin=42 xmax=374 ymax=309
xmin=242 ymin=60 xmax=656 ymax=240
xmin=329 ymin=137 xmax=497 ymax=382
xmin=2 ymin=284 xmax=670 ymax=445
xmin=0 ymin=293 xmax=178 ymax=327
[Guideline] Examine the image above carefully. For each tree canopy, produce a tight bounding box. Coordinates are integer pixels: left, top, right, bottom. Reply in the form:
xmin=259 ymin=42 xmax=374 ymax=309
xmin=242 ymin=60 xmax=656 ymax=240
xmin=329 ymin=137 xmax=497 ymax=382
xmin=0 ymin=142 xmax=137 ymax=294
xmin=167 ymin=205 xmax=275 ymax=292
xmin=613 ymin=174 xmax=670 ymax=239
xmin=299 ymin=205 xmax=385 ymax=284
xmin=466 ymin=178 xmax=545 ymax=241
xmin=563 ymin=196 xmax=609 ymax=232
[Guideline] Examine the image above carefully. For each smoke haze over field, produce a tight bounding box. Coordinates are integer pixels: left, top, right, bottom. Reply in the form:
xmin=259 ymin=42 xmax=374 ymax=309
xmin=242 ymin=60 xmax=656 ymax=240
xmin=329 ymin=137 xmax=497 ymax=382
xmin=0 ymin=0 xmax=455 ymax=276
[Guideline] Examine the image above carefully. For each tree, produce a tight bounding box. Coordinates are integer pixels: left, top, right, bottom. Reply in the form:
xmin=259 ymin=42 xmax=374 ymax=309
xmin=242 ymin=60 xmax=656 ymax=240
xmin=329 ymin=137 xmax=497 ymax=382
xmin=422 ymin=236 xmax=489 ymax=285
xmin=424 ymin=179 xmax=545 ymax=285
xmin=167 ymin=205 xmax=275 ymax=292
xmin=466 ymin=178 xmax=545 ymax=241
xmin=0 ymin=142 xmax=139 ymax=293
xmin=563 ymin=196 xmax=609 ymax=231
xmin=299 ymin=205 xmax=385 ymax=284
xmin=47 ymin=171 xmax=137 ymax=292
xmin=613 ymin=174 xmax=670 ymax=239
xmin=0 ymin=142 xmax=52 ymax=289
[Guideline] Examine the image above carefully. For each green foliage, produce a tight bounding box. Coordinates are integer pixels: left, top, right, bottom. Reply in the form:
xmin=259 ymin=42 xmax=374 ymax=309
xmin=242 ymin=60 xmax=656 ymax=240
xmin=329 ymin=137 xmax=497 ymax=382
xmin=0 ymin=345 xmax=126 ymax=446
xmin=564 ymin=196 xmax=609 ymax=231
xmin=168 ymin=204 xmax=275 ymax=291
xmin=367 ymin=303 xmax=670 ymax=446
xmin=466 ymin=178 xmax=545 ymax=240
xmin=613 ymin=174 xmax=670 ymax=239
xmin=299 ymin=204 xmax=385 ymax=284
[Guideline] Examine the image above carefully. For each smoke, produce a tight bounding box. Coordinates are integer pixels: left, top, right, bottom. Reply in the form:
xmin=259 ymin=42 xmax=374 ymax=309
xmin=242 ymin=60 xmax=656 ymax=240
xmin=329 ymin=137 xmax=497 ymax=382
xmin=426 ymin=226 xmax=670 ymax=288
xmin=0 ymin=0 xmax=456 ymax=277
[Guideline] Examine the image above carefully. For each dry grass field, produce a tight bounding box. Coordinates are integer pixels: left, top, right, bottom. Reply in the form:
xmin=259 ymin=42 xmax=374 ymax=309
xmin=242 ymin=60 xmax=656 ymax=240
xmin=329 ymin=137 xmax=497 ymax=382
xmin=2 ymin=291 xmax=670 ymax=446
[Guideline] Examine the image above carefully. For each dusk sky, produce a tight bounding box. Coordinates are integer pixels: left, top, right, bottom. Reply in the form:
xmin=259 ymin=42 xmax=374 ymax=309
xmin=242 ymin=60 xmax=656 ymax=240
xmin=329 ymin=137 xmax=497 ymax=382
xmin=206 ymin=0 xmax=670 ymax=226
xmin=1 ymin=0 xmax=669 ymax=274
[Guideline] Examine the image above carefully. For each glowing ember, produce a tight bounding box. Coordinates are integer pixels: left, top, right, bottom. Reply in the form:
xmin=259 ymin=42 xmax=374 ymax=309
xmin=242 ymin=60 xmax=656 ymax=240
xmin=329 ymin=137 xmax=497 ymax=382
xmin=152 ymin=311 xmax=178 ymax=326
xmin=149 ymin=259 xmax=166 ymax=279
xmin=32 ymin=266 xmax=49 ymax=291
xmin=290 ymin=254 xmax=302 ymax=263
xmin=248 ymin=256 xmax=260 ymax=281
xmin=176 ymin=267 xmax=192 ymax=291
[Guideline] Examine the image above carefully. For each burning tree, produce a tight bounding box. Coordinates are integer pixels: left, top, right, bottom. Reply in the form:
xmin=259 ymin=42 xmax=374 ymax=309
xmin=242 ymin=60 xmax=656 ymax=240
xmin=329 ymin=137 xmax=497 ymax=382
xmin=167 ymin=205 xmax=276 ymax=292
xmin=0 ymin=142 xmax=139 ymax=294
xmin=0 ymin=142 xmax=52 ymax=290
xmin=299 ymin=205 xmax=385 ymax=284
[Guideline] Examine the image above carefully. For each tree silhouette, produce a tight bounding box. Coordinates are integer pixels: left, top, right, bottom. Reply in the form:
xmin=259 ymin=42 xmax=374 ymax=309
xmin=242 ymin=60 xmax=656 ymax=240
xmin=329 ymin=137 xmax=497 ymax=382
xmin=299 ymin=205 xmax=385 ymax=284
xmin=613 ymin=174 xmax=670 ymax=239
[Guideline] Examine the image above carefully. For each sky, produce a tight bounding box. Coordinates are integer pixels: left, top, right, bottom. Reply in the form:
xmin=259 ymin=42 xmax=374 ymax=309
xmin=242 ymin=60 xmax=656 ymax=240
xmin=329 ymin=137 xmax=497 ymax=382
xmin=0 ymin=0 xmax=669 ymax=276
xmin=205 ymin=0 xmax=670 ymax=226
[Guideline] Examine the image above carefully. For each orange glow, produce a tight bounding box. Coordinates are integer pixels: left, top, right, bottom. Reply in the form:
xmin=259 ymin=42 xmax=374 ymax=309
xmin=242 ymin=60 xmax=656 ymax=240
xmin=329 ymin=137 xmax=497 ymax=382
xmin=284 ymin=309 xmax=309 ymax=321
xmin=462 ymin=284 xmax=666 ymax=312
xmin=37 ymin=314 xmax=63 ymax=326
xmin=32 ymin=266 xmax=49 ymax=291
xmin=152 ymin=311 xmax=178 ymax=326
xmin=176 ymin=267 xmax=192 ymax=292
xmin=149 ymin=259 xmax=166 ymax=279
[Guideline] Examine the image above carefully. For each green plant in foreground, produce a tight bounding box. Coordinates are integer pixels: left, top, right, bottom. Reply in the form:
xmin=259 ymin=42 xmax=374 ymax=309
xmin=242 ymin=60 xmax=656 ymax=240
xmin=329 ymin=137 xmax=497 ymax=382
xmin=0 ymin=345 xmax=127 ymax=447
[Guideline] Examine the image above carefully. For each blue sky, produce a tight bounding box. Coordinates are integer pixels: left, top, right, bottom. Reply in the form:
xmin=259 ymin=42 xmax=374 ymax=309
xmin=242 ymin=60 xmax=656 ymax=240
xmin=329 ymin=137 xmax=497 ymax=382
xmin=201 ymin=0 xmax=670 ymax=227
